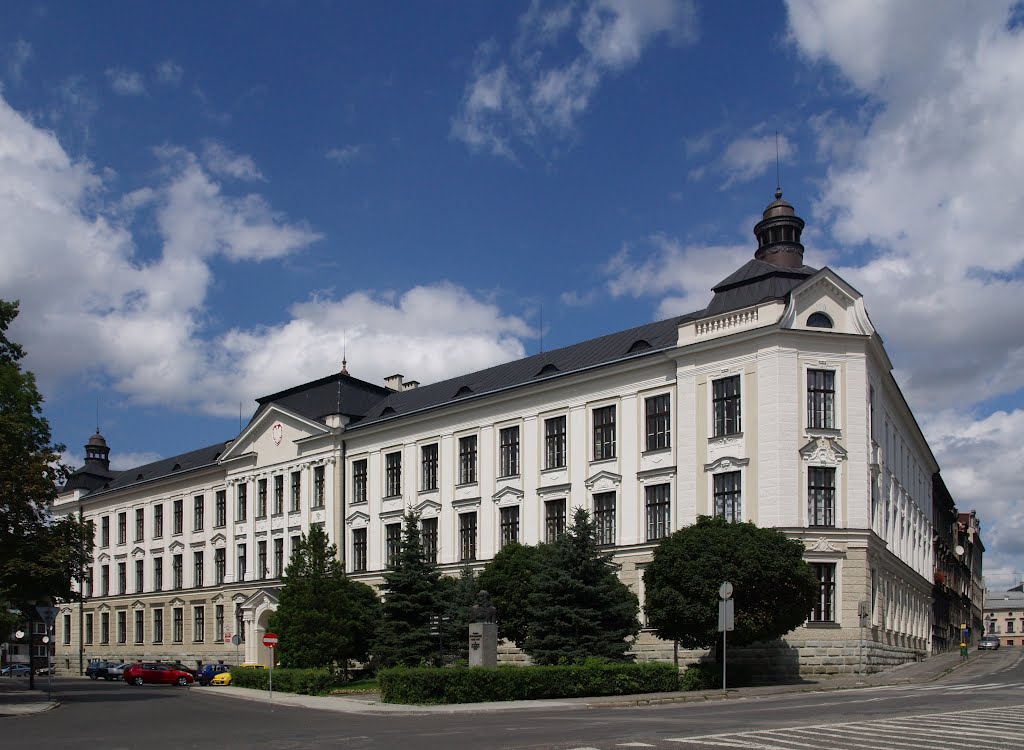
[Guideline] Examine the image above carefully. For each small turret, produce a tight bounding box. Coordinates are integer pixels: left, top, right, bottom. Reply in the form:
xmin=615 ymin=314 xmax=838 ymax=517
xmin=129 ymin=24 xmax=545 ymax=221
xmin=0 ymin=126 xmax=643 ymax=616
xmin=753 ymin=188 xmax=806 ymax=268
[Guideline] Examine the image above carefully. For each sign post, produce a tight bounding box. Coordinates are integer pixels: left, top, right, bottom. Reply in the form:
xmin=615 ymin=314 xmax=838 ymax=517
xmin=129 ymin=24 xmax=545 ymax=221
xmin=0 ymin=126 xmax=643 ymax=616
xmin=35 ymin=605 xmax=58 ymax=701
xmin=262 ymin=631 xmax=278 ymax=701
xmin=718 ymin=582 xmax=734 ymax=691
xmin=231 ymin=633 xmax=241 ymax=666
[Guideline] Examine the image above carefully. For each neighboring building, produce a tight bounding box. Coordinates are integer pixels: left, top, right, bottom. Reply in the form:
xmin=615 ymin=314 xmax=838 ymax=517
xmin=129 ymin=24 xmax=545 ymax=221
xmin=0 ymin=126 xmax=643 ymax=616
xmin=931 ymin=476 xmax=975 ymax=652
xmin=984 ymin=588 xmax=1024 ymax=646
xmin=53 ymin=192 xmax=950 ymax=675
xmin=958 ymin=510 xmax=986 ymax=639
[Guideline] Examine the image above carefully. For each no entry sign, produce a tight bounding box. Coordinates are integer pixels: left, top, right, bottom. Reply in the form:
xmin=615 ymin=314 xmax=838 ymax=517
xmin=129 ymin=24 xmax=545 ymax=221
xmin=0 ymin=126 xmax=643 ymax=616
xmin=262 ymin=631 xmax=279 ymax=648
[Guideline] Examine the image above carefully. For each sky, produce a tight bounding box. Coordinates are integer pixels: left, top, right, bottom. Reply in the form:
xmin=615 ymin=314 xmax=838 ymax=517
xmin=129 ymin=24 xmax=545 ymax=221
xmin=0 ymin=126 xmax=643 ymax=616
xmin=1 ymin=1 xmax=1022 ymax=589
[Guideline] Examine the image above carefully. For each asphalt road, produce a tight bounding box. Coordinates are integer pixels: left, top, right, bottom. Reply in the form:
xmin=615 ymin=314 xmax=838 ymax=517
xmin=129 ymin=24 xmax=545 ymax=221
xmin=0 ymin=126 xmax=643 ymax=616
xmin=6 ymin=649 xmax=1024 ymax=750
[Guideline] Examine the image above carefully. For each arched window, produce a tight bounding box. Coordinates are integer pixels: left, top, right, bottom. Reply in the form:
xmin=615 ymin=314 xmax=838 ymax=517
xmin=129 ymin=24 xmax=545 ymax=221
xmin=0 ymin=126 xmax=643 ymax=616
xmin=807 ymin=312 xmax=833 ymax=328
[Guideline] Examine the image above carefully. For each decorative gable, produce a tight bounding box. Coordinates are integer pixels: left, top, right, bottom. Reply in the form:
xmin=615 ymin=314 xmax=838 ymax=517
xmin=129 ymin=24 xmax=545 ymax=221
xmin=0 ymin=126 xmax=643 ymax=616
xmin=585 ymin=470 xmax=622 ymax=492
xmin=703 ymin=456 xmax=750 ymax=473
xmin=210 ymin=533 xmax=227 ymax=547
xmin=492 ymin=486 xmax=524 ymax=505
xmin=414 ymin=498 xmax=442 ymax=516
xmin=781 ymin=268 xmax=875 ymax=336
xmin=218 ymin=403 xmax=331 ymax=464
xmin=168 ymin=540 xmax=186 ymax=553
xmin=131 ymin=546 xmax=146 ymax=558
xmin=800 ymin=436 xmax=848 ymax=465
xmin=346 ymin=510 xmax=369 ymax=528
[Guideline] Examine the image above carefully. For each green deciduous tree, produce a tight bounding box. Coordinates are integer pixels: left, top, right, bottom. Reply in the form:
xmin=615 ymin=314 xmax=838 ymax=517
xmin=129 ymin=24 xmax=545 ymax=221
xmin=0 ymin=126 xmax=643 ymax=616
xmin=268 ymin=525 xmax=379 ymax=675
xmin=643 ymin=516 xmax=819 ymax=650
xmin=0 ymin=299 xmax=93 ymax=636
xmin=372 ymin=512 xmax=443 ymax=668
xmin=523 ymin=508 xmax=640 ymax=665
xmin=477 ymin=541 xmax=551 ymax=648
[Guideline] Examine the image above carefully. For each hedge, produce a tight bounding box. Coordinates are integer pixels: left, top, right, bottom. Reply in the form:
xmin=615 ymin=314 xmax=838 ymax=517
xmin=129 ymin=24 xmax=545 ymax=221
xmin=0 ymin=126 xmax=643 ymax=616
xmin=379 ymin=661 xmax=679 ymax=704
xmin=228 ymin=666 xmax=342 ymax=695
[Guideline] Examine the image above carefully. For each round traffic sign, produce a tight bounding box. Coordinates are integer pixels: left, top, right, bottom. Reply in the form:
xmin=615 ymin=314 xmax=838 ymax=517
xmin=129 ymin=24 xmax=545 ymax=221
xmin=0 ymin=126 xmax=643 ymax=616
xmin=262 ymin=631 xmax=279 ymax=648
xmin=718 ymin=581 xmax=734 ymax=600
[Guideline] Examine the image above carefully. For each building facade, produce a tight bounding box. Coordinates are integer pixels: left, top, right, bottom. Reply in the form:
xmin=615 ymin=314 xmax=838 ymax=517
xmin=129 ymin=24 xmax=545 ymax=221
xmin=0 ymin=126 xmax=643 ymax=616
xmin=53 ymin=193 xmax=964 ymax=675
xmin=984 ymin=588 xmax=1024 ymax=647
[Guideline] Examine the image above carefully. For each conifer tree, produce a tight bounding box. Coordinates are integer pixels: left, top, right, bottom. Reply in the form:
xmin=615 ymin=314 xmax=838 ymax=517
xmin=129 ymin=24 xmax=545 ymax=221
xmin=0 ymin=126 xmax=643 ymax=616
xmin=269 ymin=525 xmax=379 ymax=674
xmin=437 ymin=563 xmax=479 ymax=663
xmin=372 ymin=511 xmax=443 ymax=667
xmin=523 ymin=508 xmax=640 ymax=664
xmin=478 ymin=541 xmax=550 ymax=648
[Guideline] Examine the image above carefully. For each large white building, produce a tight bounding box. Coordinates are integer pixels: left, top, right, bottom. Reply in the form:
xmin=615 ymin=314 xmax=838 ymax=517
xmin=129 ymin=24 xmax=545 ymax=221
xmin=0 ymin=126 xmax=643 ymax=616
xmin=53 ymin=193 xmax=942 ymax=675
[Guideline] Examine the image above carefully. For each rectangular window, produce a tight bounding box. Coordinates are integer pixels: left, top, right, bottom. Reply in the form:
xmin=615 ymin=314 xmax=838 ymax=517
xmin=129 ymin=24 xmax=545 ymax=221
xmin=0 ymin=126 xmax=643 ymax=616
xmin=215 ymin=548 xmax=226 ymax=584
xmin=117 ymin=562 xmax=126 ymax=595
xmin=153 ymin=557 xmax=162 ymax=592
xmin=352 ymin=459 xmax=368 ymax=503
xmin=273 ymin=538 xmax=284 ymax=578
xmin=385 ymin=523 xmax=401 ymax=567
xmin=645 ymin=484 xmax=671 ymax=541
xmin=173 ymin=499 xmax=183 ymax=534
xmin=313 ymin=465 xmax=326 ymax=508
xmin=235 ymin=608 xmax=245 ymax=644
xmin=100 ymin=612 xmax=109 ymax=644
xmin=85 ymin=613 xmax=94 ymax=645
xmin=351 ymin=528 xmax=367 ymax=572
xmin=117 ymin=610 xmax=126 ymax=644
xmin=808 ymin=467 xmax=836 ymax=527
xmin=118 ymin=512 xmax=127 ymax=544
xmin=216 ymin=604 xmax=225 ymax=642
xmin=807 ymin=369 xmax=836 ymax=429
xmin=592 ymin=405 xmax=616 ymax=460
xmin=545 ymin=499 xmax=566 ymax=543
xmin=810 ymin=563 xmax=836 ymax=622
xmin=713 ymin=471 xmax=742 ymax=523
xmin=498 ymin=426 xmax=520 ymax=477
xmin=545 ymin=416 xmax=567 ymax=469
xmin=273 ymin=475 xmax=284 ymax=515
xmin=134 ymin=609 xmax=144 ymax=644
xmin=194 ymin=606 xmax=205 ymax=642
xmin=713 ymin=375 xmax=741 ymax=437
xmin=237 ymin=544 xmax=246 ymax=582
xmin=135 ymin=508 xmax=145 ymax=542
xmin=193 ymin=494 xmax=204 ymax=531
xmin=290 ymin=471 xmax=301 ymax=512
xmin=421 ymin=517 xmax=438 ymax=563
xmin=257 ymin=541 xmax=268 ymax=579
xmin=257 ymin=479 xmax=268 ymax=517
xmin=101 ymin=565 xmax=109 ymax=596
xmin=499 ymin=506 xmax=520 ymax=549
xmin=236 ymin=483 xmax=248 ymax=522
xmin=135 ymin=559 xmax=144 ymax=594
xmin=645 ymin=394 xmax=672 ymax=451
xmin=63 ymin=613 xmax=72 ymax=645
xmin=153 ymin=504 xmax=163 ymax=539
xmin=101 ymin=515 xmax=110 ymax=547
xmin=458 ymin=435 xmax=478 ymax=484
xmin=385 ymin=452 xmax=402 ymax=497
xmin=172 ymin=607 xmax=183 ymax=643
xmin=193 ymin=550 xmax=204 ymax=587
xmin=459 ymin=512 xmax=478 ymax=562
xmin=172 ymin=554 xmax=183 ymax=589
xmin=87 ymin=567 xmax=94 ymax=598
xmin=291 ymin=535 xmax=300 ymax=562
xmin=420 ymin=445 xmax=438 ymax=491
xmin=215 ymin=490 xmax=227 ymax=527
xmin=594 ymin=492 xmax=616 ymax=546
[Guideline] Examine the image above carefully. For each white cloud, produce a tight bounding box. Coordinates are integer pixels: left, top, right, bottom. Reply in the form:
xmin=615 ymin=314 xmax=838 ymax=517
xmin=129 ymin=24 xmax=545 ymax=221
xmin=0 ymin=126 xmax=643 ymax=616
xmin=325 ymin=144 xmax=366 ymax=165
xmin=452 ymin=0 xmax=697 ymax=159
xmin=5 ymin=39 xmax=31 ymax=84
xmin=105 ymin=67 xmax=146 ymax=96
xmin=721 ymin=132 xmax=794 ymax=187
xmin=0 ymin=91 xmax=533 ymax=433
xmin=201 ymin=140 xmax=265 ymax=181
xmin=782 ymin=0 xmax=1024 ymax=576
xmin=155 ymin=60 xmax=183 ymax=86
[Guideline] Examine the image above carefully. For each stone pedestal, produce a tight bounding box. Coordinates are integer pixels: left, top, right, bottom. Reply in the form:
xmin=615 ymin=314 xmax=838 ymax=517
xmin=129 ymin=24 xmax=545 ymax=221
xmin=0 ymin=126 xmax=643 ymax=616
xmin=468 ymin=622 xmax=497 ymax=667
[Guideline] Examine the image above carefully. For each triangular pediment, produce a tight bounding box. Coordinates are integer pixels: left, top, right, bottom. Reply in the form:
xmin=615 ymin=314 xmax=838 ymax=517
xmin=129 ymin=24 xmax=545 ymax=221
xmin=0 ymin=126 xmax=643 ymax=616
xmin=98 ymin=603 xmax=111 ymax=613
xmin=584 ymin=470 xmax=622 ymax=491
xmin=211 ymin=593 xmax=225 ymax=604
xmin=414 ymin=498 xmax=442 ymax=515
xmin=239 ymin=586 xmax=280 ymax=610
xmin=346 ymin=510 xmax=369 ymax=527
xmin=168 ymin=540 xmax=185 ymax=553
xmin=131 ymin=600 xmax=145 ymax=610
xmin=800 ymin=436 xmax=848 ymax=465
xmin=219 ymin=403 xmax=331 ymax=463
xmin=781 ymin=268 xmax=875 ymax=336
xmin=492 ymin=486 xmax=524 ymax=504
xmin=210 ymin=533 xmax=227 ymax=547
xmin=97 ymin=552 xmax=111 ymax=563
xmin=131 ymin=546 xmax=146 ymax=558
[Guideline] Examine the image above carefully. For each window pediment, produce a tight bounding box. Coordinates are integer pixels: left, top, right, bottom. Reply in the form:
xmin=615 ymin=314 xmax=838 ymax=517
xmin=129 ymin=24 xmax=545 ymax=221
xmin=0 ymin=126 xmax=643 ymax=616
xmin=585 ymin=470 xmax=622 ymax=492
xmin=131 ymin=546 xmax=146 ymax=558
xmin=492 ymin=487 xmax=524 ymax=505
xmin=168 ymin=540 xmax=185 ymax=553
xmin=800 ymin=437 xmax=847 ymax=465
xmin=452 ymin=495 xmax=481 ymax=510
xmin=703 ymin=456 xmax=750 ymax=473
xmin=210 ymin=533 xmax=227 ymax=547
xmin=414 ymin=498 xmax=441 ymax=516
xmin=168 ymin=597 xmax=185 ymax=608
xmin=537 ymin=482 xmax=572 ymax=498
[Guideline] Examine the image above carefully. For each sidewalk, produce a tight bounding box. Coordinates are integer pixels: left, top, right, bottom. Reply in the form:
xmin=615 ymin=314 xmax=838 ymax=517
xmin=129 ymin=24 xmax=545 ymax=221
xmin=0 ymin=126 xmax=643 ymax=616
xmin=0 ymin=650 xmax=986 ymax=718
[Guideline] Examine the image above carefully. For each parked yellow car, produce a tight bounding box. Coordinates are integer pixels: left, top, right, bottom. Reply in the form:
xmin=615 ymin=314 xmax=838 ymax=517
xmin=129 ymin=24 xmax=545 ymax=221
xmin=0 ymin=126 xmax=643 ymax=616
xmin=211 ymin=663 xmax=266 ymax=686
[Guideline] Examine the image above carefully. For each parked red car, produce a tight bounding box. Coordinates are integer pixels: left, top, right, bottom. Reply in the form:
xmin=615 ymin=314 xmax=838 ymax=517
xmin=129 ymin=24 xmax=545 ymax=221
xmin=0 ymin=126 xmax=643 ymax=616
xmin=123 ymin=662 xmax=195 ymax=686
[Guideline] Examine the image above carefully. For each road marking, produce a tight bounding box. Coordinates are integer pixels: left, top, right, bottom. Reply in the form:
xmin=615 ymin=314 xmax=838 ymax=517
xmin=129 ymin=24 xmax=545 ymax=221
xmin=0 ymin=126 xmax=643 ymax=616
xmin=615 ymin=743 xmax=656 ymax=747
xmin=665 ymin=703 xmax=1024 ymax=749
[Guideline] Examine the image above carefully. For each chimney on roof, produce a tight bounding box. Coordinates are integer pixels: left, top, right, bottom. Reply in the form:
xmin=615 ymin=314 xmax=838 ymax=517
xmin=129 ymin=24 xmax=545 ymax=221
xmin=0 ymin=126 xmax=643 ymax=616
xmin=403 ymin=380 xmax=419 ymax=391
xmin=384 ymin=373 xmax=404 ymax=391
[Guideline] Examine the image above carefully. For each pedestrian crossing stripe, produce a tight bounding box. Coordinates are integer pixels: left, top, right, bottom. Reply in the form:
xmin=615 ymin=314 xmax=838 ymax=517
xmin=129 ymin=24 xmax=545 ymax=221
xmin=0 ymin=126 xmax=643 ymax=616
xmin=855 ymin=681 xmax=1023 ymax=692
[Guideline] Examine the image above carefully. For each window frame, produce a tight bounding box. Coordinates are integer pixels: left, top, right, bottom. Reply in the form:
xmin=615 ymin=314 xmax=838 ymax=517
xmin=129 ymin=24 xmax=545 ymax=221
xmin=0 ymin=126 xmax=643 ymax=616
xmin=351 ymin=527 xmax=367 ymax=572
xmin=592 ymin=405 xmax=617 ymax=461
xmin=499 ymin=505 xmax=520 ymax=549
xmin=458 ymin=434 xmax=478 ymax=485
xmin=459 ymin=511 xmax=478 ymax=562
xmin=645 ymin=483 xmax=671 ymax=541
xmin=645 ymin=393 xmax=672 ymax=451
xmin=712 ymin=375 xmax=742 ymax=437
xmin=808 ymin=466 xmax=836 ymax=527
xmin=420 ymin=444 xmax=438 ymax=491
xmin=713 ymin=471 xmax=742 ymax=523
xmin=807 ymin=368 xmax=836 ymax=430
xmin=810 ymin=562 xmax=837 ymax=622
xmin=544 ymin=498 xmax=566 ymax=543
xmin=498 ymin=425 xmax=520 ymax=478
xmin=421 ymin=517 xmax=439 ymax=564
xmin=352 ymin=459 xmax=368 ymax=503
xmin=544 ymin=415 xmax=567 ymax=470
xmin=593 ymin=491 xmax=616 ymax=546
xmin=384 ymin=451 xmax=402 ymax=498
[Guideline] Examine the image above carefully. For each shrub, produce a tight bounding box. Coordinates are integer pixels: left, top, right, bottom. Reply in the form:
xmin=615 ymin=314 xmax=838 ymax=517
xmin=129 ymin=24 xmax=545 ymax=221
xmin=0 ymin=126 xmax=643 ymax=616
xmin=228 ymin=666 xmax=341 ymax=695
xmin=379 ymin=661 xmax=678 ymax=704
xmin=679 ymin=663 xmax=719 ymax=691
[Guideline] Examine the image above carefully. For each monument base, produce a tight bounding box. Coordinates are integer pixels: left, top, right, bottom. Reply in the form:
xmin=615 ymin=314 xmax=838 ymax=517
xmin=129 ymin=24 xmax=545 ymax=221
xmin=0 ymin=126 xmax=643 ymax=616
xmin=468 ymin=622 xmax=497 ymax=667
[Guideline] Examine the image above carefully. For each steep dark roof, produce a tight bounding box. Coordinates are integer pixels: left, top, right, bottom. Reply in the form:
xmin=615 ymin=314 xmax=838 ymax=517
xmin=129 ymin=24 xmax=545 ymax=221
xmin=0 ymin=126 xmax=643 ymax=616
xmin=702 ymin=259 xmax=817 ymax=317
xmin=85 ymin=440 xmax=232 ymax=497
xmin=63 ymin=465 xmax=118 ymax=494
xmin=350 ymin=316 xmax=693 ymax=429
xmin=252 ymin=372 xmax=391 ymax=425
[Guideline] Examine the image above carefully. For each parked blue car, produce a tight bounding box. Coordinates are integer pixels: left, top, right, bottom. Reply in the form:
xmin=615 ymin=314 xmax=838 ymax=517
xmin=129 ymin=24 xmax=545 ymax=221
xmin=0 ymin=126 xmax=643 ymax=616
xmin=197 ymin=663 xmax=232 ymax=686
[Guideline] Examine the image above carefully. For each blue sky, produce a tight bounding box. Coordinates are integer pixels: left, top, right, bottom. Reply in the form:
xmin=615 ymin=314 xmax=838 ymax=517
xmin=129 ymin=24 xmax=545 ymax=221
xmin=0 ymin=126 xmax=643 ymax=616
xmin=2 ymin=1 xmax=1022 ymax=587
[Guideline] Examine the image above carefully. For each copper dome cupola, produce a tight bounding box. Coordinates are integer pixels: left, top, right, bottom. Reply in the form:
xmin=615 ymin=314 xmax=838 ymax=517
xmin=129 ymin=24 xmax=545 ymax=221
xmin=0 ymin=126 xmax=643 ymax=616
xmin=85 ymin=429 xmax=111 ymax=471
xmin=753 ymin=188 xmax=806 ymax=268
